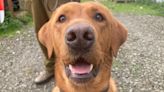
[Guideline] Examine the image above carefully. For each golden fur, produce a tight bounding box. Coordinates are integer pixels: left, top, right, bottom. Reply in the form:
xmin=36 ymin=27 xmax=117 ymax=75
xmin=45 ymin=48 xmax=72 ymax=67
xmin=38 ymin=2 xmax=127 ymax=92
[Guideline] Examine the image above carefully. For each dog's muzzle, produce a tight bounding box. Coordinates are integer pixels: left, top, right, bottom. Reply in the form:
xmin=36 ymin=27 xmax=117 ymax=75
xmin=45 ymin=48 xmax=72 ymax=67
xmin=64 ymin=23 xmax=98 ymax=84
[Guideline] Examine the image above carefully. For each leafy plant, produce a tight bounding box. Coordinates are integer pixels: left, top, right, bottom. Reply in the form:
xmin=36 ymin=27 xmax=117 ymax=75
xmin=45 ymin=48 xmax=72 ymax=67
xmin=0 ymin=11 xmax=32 ymax=37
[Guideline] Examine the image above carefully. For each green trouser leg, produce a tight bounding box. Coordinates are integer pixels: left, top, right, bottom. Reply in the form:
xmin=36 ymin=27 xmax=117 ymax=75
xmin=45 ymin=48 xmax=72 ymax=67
xmin=32 ymin=0 xmax=80 ymax=73
xmin=32 ymin=0 xmax=54 ymax=73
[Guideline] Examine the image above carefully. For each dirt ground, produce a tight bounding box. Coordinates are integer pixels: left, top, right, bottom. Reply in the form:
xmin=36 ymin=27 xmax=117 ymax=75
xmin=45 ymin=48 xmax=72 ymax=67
xmin=0 ymin=14 xmax=164 ymax=92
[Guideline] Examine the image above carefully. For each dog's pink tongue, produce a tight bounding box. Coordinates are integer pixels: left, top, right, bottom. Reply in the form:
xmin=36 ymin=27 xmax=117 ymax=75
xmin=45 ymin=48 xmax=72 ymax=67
xmin=69 ymin=64 xmax=93 ymax=74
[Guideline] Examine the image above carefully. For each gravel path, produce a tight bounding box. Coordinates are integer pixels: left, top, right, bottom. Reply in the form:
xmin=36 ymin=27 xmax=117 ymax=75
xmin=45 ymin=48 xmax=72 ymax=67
xmin=0 ymin=14 xmax=164 ymax=92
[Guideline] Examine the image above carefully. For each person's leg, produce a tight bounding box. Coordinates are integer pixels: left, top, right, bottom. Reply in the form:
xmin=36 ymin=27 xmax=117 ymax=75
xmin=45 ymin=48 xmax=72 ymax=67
xmin=32 ymin=0 xmax=54 ymax=84
xmin=41 ymin=0 xmax=81 ymax=75
xmin=42 ymin=0 xmax=81 ymax=74
xmin=33 ymin=0 xmax=81 ymax=84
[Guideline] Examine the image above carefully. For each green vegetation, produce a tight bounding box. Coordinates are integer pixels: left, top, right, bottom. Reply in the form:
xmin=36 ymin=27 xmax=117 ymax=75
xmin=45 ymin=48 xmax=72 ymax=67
xmin=0 ymin=11 xmax=32 ymax=37
xmin=82 ymin=0 xmax=164 ymax=16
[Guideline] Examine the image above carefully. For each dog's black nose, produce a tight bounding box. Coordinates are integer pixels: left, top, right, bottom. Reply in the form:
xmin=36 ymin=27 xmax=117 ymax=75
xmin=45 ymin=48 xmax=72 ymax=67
xmin=65 ymin=23 xmax=95 ymax=52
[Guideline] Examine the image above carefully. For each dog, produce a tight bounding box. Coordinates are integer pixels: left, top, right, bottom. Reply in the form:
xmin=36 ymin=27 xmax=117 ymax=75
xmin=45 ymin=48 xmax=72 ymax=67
xmin=38 ymin=2 xmax=127 ymax=92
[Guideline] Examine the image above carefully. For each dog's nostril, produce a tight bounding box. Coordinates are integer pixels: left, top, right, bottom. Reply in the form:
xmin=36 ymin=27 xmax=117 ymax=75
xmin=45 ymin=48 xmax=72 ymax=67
xmin=67 ymin=31 xmax=76 ymax=41
xmin=83 ymin=31 xmax=94 ymax=41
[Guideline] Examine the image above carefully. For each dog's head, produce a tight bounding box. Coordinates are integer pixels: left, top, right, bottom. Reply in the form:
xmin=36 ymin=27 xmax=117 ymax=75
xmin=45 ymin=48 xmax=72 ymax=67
xmin=38 ymin=2 xmax=127 ymax=89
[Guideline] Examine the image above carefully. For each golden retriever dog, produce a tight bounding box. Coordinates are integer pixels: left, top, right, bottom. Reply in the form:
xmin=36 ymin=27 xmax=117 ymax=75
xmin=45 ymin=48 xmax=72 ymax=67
xmin=38 ymin=2 xmax=127 ymax=92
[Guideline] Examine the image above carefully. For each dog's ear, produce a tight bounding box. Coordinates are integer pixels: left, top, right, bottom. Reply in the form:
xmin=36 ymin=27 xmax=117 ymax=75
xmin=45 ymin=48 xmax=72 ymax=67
xmin=111 ymin=18 xmax=128 ymax=57
xmin=38 ymin=23 xmax=53 ymax=58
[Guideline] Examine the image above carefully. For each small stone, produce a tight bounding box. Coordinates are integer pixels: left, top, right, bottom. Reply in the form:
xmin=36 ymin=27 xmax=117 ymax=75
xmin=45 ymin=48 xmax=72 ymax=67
xmin=12 ymin=52 xmax=15 ymax=55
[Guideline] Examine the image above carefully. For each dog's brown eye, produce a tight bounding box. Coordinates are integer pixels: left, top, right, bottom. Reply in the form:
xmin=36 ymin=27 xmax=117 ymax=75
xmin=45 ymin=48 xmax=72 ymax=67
xmin=58 ymin=15 xmax=66 ymax=23
xmin=94 ymin=13 xmax=104 ymax=22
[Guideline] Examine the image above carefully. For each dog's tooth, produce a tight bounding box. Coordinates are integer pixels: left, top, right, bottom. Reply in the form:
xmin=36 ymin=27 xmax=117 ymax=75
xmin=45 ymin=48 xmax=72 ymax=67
xmin=69 ymin=64 xmax=75 ymax=74
xmin=89 ymin=64 xmax=93 ymax=73
xmin=69 ymin=64 xmax=72 ymax=70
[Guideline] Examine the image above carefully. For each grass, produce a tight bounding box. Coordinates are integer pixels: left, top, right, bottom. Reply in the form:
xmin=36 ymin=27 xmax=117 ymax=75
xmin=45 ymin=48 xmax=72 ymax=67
xmin=82 ymin=0 xmax=164 ymax=16
xmin=0 ymin=11 xmax=32 ymax=38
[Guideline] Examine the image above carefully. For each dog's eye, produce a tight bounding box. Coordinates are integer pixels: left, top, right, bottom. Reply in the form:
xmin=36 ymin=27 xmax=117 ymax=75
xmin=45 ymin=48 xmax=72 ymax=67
xmin=58 ymin=15 xmax=66 ymax=23
xmin=94 ymin=13 xmax=104 ymax=22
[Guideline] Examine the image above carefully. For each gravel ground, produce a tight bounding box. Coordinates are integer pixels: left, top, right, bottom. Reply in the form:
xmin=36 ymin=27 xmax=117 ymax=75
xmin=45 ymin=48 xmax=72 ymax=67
xmin=0 ymin=14 xmax=164 ymax=92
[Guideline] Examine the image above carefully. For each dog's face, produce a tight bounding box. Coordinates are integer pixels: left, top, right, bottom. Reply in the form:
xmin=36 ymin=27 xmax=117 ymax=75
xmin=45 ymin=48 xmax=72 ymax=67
xmin=39 ymin=2 xmax=127 ymax=90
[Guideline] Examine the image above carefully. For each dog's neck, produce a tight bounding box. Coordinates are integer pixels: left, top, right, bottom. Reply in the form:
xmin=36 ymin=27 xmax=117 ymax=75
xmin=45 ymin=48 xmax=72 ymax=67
xmin=101 ymin=86 xmax=109 ymax=92
xmin=59 ymin=85 xmax=109 ymax=92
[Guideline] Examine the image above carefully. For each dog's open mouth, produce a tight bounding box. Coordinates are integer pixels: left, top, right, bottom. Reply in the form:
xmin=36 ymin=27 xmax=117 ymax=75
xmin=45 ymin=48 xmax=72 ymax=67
xmin=65 ymin=57 xmax=99 ymax=83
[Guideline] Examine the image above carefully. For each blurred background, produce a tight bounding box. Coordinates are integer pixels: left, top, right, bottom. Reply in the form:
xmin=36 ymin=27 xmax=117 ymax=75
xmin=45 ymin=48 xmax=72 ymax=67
xmin=0 ymin=0 xmax=164 ymax=36
xmin=0 ymin=0 xmax=164 ymax=92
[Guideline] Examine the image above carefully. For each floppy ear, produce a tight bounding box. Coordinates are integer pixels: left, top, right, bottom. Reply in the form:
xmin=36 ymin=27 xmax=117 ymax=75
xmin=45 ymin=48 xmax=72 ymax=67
xmin=111 ymin=18 xmax=128 ymax=57
xmin=38 ymin=23 xmax=53 ymax=58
